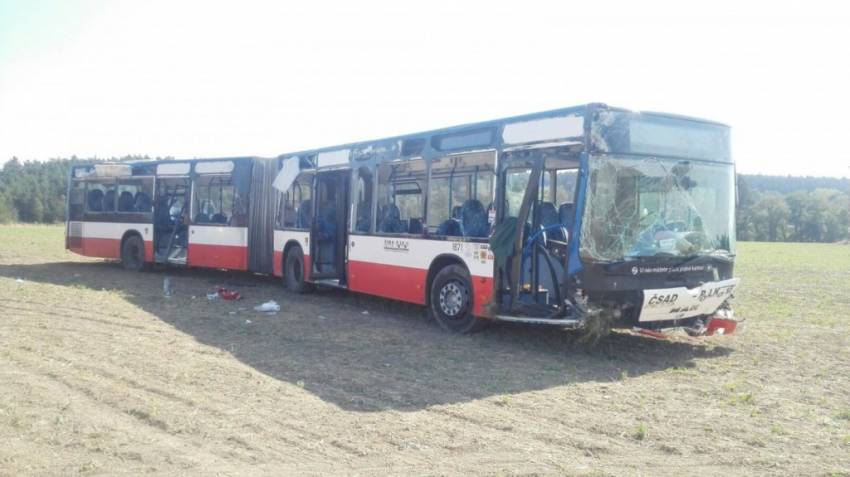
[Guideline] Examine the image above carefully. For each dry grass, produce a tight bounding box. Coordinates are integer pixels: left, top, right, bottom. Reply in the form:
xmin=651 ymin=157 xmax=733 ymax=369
xmin=1 ymin=225 xmax=849 ymax=476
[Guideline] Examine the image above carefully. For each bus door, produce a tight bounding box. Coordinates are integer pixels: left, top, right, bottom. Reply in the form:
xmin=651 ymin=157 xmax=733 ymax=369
xmin=153 ymin=177 xmax=190 ymax=265
xmin=310 ymin=169 xmax=350 ymax=282
xmin=495 ymin=148 xmax=577 ymax=316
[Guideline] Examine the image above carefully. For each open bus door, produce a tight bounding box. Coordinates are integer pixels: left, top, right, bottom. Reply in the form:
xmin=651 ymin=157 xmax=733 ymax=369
xmin=492 ymin=147 xmax=580 ymax=324
xmin=309 ymin=169 xmax=350 ymax=285
xmin=153 ymin=177 xmax=190 ymax=265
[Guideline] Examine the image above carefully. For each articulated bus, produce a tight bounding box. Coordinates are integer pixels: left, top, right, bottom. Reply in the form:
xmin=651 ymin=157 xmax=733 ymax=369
xmin=66 ymin=103 xmax=740 ymax=336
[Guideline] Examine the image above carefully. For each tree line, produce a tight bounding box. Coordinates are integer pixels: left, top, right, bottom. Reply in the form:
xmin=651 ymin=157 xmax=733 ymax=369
xmin=0 ymin=156 xmax=158 ymax=223
xmin=736 ymin=175 xmax=850 ymax=243
xmin=1 ymin=157 xmax=848 ymax=243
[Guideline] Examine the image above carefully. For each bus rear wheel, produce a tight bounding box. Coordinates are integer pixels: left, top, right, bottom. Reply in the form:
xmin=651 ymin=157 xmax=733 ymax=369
xmin=121 ymin=235 xmax=146 ymax=272
xmin=429 ymin=264 xmax=485 ymax=333
xmin=284 ymin=246 xmax=313 ymax=294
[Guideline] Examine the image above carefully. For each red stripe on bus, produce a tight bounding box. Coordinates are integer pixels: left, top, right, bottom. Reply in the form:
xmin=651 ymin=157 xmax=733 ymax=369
xmin=272 ymin=250 xmax=283 ymax=277
xmin=67 ymin=235 xmax=83 ymax=249
xmin=471 ymin=276 xmax=494 ymax=318
xmin=81 ymin=237 xmax=121 ymax=259
xmin=144 ymin=241 xmax=154 ymax=262
xmin=70 ymin=237 xmax=154 ymax=262
xmin=348 ymin=260 xmax=494 ymax=317
xmin=188 ymin=244 xmax=247 ymax=271
xmin=348 ymin=260 xmax=427 ymax=304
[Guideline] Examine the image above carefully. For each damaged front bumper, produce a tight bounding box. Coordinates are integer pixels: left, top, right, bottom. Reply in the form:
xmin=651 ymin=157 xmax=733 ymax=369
xmin=633 ymin=307 xmax=743 ymax=339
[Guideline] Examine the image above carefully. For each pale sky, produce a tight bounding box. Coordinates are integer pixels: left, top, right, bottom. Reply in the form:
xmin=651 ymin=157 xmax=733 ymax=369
xmin=1 ymin=0 xmax=848 ymax=177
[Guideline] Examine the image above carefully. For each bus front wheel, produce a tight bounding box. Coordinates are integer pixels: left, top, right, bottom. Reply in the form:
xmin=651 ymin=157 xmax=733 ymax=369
xmin=429 ymin=264 xmax=485 ymax=333
xmin=284 ymin=246 xmax=313 ymax=294
xmin=121 ymin=235 xmax=146 ymax=272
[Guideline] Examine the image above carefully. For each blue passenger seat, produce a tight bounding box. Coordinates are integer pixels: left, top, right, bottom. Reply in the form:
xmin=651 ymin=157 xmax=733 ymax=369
xmin=461 ymin=199 xmax=489 ymax=238
xmin=540 ymin=202 xmax=566 ymax=241
xmin=559 ymin=203 xmax=575 ymax=229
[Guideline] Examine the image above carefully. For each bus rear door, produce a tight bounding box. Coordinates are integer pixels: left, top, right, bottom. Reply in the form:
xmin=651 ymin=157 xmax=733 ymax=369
xmin=309 ymin=169 xmax=350 ymax=284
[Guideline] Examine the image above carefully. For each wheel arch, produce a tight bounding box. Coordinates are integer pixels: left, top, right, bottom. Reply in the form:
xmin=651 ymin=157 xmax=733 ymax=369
xmin=425 ymin=253 xmax=469 ymax=306
xmin=120 ymin=229 xmax=145 ymax=260
xmin=281 ymin=239 xmax=303 ymax=276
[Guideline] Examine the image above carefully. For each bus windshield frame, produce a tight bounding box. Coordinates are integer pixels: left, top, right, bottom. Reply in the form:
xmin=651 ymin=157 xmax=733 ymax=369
xmin=580 ymin=111 xmax=735 ymax=264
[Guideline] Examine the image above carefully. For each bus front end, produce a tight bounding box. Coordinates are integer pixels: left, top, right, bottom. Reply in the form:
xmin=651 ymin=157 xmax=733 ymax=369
xmin=575 ymin=109 xmax=739 ymax=336
xmin=493 ymin=106 xmax=739 ymax=338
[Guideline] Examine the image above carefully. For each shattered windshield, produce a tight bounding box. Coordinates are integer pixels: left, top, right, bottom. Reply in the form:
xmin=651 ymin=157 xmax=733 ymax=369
xmin=580 ymin=155 xmax=735 ymax=262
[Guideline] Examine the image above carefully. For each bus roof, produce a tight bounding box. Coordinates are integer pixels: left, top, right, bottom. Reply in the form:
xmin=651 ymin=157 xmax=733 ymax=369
xmin=71 ymin=103 xmax=729 ymax=170
xmin=275 ymin=103 xmax=728 ymax=161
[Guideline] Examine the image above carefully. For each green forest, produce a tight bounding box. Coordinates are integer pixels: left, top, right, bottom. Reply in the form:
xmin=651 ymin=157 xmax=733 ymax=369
xmin=0 ymin=157 xmax=848 ymax=243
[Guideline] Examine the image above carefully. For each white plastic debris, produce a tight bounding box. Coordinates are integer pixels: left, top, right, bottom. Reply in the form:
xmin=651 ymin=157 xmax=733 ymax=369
xmin=245 ymin=319 xmax=252 ymax=325
xmin=361 ymin=310 xmax=370 ymax=315
xmin=15 ymin=278 xmax=24 ymax=283
xmin=254 ymin=300 xmax=280 ymax=312
xmin=206 ymin=292 xmax=219 ymax=300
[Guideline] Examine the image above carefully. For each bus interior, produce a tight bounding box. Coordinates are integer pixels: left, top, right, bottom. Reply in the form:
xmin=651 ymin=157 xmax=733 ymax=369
xmin=496 ymin=145 xmax=581 ymax=319
xmin=154 ymin=177 xmax=190 ymax=264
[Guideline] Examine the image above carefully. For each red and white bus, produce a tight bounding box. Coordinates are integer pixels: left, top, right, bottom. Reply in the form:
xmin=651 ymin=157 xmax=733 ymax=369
xmin=67 ymin=104 xmax=741 ymax=336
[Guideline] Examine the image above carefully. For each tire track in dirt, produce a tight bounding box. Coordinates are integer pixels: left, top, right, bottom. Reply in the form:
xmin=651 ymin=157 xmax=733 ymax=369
xmin=4 ymin=302 xmax=152 ymax=331
xmin=3 ymin=321 xmax=118 ymax=338
xmin=11 ymin=298 xmax=152 ymax=323
xmin=7 ymin=336 xmax=244 ymax=421
xmin=4 ymin=321 xmax=373 ymax=466
xmin=0 ymin=360 xmax=248 ymax=475
xmin=5 ymin=284 xmax=627 ymax=469
xmin=2 ymin=349 xmax=281 ymax=469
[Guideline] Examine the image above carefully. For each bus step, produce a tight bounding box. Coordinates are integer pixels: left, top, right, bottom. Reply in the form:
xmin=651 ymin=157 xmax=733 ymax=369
xmin=167 ymin=257 xmax=187 ymax=266
xmin=154 ymin=246 xmax=187 ymax=265
xmin=312 ymin=278 xmax=347 ymax=290
xmin=494 ymin=314 xmax=584 ymax=328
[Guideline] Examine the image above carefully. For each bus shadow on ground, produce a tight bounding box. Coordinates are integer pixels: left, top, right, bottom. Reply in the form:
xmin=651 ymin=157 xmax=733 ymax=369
xmin=2 ymin=260 xmax=733 ymax=413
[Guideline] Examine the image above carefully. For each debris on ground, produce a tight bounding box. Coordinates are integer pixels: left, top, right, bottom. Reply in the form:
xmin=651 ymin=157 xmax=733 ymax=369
xmin=361 ymin=310 xmax=370 ymax=315
xmin=15 ymin=277 xmax=24 ymax=283
xmin=206 ymin=292 xmax=219 ymax=300
xmin=217 ymin=288 xmax=242 ymax=301
xmin=254 ymin=300 xmax=280 ymax=313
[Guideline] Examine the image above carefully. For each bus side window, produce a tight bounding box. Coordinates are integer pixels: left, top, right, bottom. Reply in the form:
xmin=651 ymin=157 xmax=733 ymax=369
xmin=376 ymin=160 xmax=425 ymax=235
xmin=283 ymin=172 xmax=313 ymax=229
xmin=504 ymin=169 xmax=532 ymax=219
xmin=428 ymin=152 xmax=495 ymax=238
xmin=193 ymin=175 xmax=234 ymax=225
xmin=556 ymin=169 xmax=578 ymax=205
xmin=354 ymin=167 xmax=373 ymax=233
xmin=556 ymin=169 xmax=578 ymax=229
xmin=85 ymin=180 xmax=115 ymax=214
xmin=116 ymin=178 xmax=153 ymax=213
xmin=275 ymin=190 xmax=288 ymax=228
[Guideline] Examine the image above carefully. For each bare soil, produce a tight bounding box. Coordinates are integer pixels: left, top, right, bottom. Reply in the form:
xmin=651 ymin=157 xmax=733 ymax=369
xmin=1 ymin=225 xmax=848 ymax=476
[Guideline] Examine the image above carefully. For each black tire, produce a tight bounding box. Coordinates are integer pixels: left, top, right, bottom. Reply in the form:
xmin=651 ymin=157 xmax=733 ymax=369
xmin=121 ymin=235 xmax=146 ymax=272
xmin=284 ymin=246 xmax=313 ymax=293
xmin=429 ymin=264 xmax=485 ymax=333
